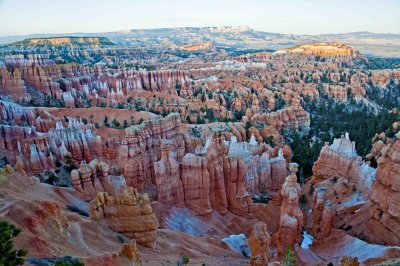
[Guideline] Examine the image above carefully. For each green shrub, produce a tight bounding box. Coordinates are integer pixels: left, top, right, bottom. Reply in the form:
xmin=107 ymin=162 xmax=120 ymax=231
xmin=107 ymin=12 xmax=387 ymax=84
xmin=282 ymin=247 xmax=297 ymax=266
xmin=0 ymin=220 xmax=28 ymax=265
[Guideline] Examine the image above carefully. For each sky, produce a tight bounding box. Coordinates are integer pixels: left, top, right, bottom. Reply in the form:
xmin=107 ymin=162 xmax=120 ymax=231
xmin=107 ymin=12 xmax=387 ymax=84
xmin=0 ymin=0 xmax=399 ymax=36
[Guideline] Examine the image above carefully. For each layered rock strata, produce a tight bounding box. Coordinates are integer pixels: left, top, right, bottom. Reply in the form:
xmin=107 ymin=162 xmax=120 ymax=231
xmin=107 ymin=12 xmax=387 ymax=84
xmin=312 ymin=133 xmax=376 ymax=196
xmin=367 ymin=137 xmax=400 ymax=245
xmin=71 ymin=160 xmax=126 ymax=201
xmin=90 ymin=188 xmax=159 ymax=248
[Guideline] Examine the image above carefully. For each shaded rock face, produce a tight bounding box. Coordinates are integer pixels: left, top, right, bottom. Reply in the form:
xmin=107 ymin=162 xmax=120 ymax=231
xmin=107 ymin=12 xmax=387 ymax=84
xmin=181 ymin=153 xmax=212 ymax=215
xmin=367 ymin=137 xmax=400 ymax=245
xmin=119 ymin=114 xmax=288 ymax=216
xmin=0 ymin=64 xmax=31 ymax=101
xmin=154 ymin=140 xmax=184 ymax=206
xmin=312 ymin=133 xmax=376 ymax=196
xmin=71 ymin=159 xmax=126 ymax=201
xmin=149 ymin=129 xmax=288 ymax=216
xmin=90 ymin=187 xmax=159 ymax=248
xmin=0 ymin=102 xmax=103 ymax=175
xmin=308 ymin=187 xmax=334 ymax=239
xmin=120 ymin=113 xmax=187 ymax=189
xmin=277 ymin=163 xmax=303 ymax=257
xmin=248 ymin=222 xmax=271 ymax=266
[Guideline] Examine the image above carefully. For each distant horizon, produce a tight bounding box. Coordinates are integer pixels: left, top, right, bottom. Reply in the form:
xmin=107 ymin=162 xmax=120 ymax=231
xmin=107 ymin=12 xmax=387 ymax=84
xmin=0 ymin=0 xmax=399 ymax=37
xmin=0 ymin=25 xmax=399 ymax=39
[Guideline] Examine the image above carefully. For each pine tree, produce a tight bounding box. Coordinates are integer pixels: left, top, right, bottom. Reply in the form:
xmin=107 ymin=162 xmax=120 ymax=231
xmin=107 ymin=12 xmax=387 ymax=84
xmin=0 ymin=220 xmax=28 ymax=265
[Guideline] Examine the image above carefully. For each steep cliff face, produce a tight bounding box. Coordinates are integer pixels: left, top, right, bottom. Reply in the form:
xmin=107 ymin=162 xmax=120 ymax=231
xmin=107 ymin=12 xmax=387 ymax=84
xmin=276 ymin=163 xmax=303 ymax=256
xmin=0 ymin=63 xmax=30 ymax=101
xmin=367 ymin=137 xmax=400 ymax=245
xmin=119 ymin=114 xmax=289 ymax=216
xmin=120 ymin=113 xmax=187 ymax=189
xmin=0 ymin=55 xmax=191 ymax=105
xmin=181 ymin=153 xmax=212 ymax=215
xmin=312 ymin=133 xmax=376 ymax=196
xmin=90 ymin=187 xmax=159 ymax=248
xmin=154 ymin=140 xmax=184 ymax=206
xmin=308 ymin=187 xmax=335 ymax=239
xmin=0 ymin=109 xmax=103 ymax=175
xmin=71 ymin=159 xmax=126 ymax=201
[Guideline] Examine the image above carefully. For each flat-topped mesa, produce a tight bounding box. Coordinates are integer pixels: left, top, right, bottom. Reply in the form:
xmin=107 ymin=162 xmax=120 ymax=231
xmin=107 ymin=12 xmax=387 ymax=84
xmin=10 ymin=36 xmax=114 ymax=47
xmin=90 ymin=187 xmax=159 ymax=248
xmin=367 ymin=137 xmax=400 ymax=245
xmin=276 ymin=163 xmax=303 ymax=257
xmin=120 ymin=113 xmax=188 ymax=189
xmin=71 ymin=159 xmax=127 ymax=201
xmin=312 ymin=133 xmax=376 ymax=196
xmin=280 ymin=42 xmax=357 ymax=57
xmin=273 ymin=42 xmax=366 ymax=64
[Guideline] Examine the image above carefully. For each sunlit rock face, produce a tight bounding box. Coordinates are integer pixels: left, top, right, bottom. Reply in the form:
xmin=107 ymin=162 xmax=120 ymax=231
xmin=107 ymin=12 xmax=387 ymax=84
xmin=312 ymin=133 xmax=376 ymax=196
xmin=273 ymin=42 xmax=367 ymax=65
xmin=367 ymin=137 xmax=400 ymax=245
xmin=90 ymin=187 xmax=159 ymax=248
xmin=276 ymin=163 xmax=303 ymax=257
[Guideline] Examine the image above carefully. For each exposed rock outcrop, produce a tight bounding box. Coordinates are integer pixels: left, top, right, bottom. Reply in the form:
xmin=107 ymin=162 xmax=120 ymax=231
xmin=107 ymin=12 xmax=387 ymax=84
xmin=249 ymin=222 xmax=271 ymax=266
xmin=90 ymin=188 xmax=159 ymax=248
xmin=309 ymin=187 xmax=335 ymax=239
xmin=274 ymin=42 xmax=366 ymax=64
xmin=181 ymin=153 xmax=212 ymax=215
xmin=312 ymin=133 xmax=376 ymax=196
xmin=71 ymin=160 xmax=126 ymax=201
xmin=82 ymin=240 xmax=142 ymax=266
xmin=154 ymin=140 xmax=184 ymax=206
xmin=367 ymin=137 xmax=400 ymax=245
xmin=277 ymin=163 xmax=303 ymax=257
xmin=120 ymin=113 xmax=187 ymax=189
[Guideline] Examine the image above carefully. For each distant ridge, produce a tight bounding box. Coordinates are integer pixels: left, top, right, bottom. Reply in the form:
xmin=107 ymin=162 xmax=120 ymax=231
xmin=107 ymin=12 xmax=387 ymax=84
xmin=8 ymin=36 xmax=114 ymax=47
xmin=0 ymin=27 xmax=399 ymax=57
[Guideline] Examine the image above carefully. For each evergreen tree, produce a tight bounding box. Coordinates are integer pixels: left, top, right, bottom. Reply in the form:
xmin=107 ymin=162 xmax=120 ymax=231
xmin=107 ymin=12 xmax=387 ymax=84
xmin=0 ymin=220 xmax=28 ymax=265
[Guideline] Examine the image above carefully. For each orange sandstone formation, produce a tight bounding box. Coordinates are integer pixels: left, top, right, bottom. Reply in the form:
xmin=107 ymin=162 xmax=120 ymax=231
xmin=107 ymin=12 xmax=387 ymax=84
xmin=276 ymin=163 xmax=303 ymax=256
xmin=367 ymin=136 xmax=400 ymax=245
xmin=249 ymin=222 xmax=271 ymax=266
xmin=89 ymin=188 xmax=159 ymax=248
